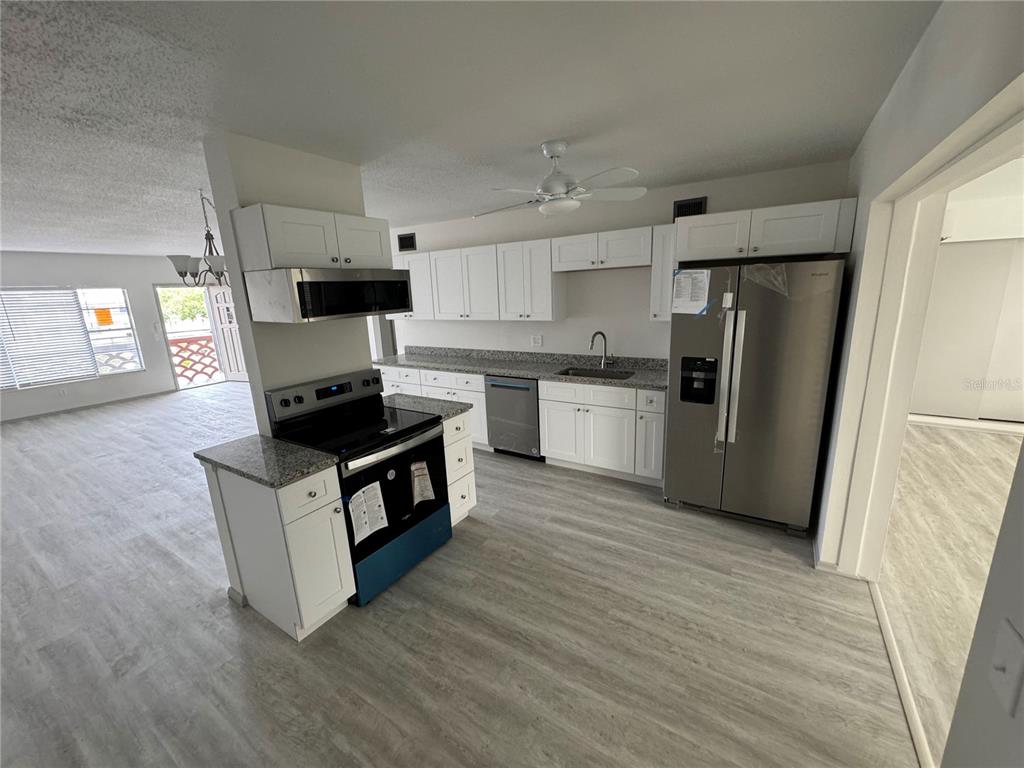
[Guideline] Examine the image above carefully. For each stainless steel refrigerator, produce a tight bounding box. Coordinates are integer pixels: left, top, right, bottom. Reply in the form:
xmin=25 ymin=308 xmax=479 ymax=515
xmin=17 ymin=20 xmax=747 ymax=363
xmin=663 ymin=258 xmax=843 ymax=531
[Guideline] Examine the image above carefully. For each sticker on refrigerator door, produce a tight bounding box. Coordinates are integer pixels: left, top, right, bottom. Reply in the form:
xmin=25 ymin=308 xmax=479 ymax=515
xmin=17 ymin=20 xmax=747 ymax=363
xmin=348 ymin=480 xmax=388 ymax=544
xmin=410 ymin=460 xmax=435 ymax=507
xmin=672 ymin=269 xmax=711 ymax=314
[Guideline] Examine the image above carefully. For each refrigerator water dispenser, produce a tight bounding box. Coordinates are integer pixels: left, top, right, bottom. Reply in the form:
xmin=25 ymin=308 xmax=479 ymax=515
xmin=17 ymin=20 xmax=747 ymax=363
xmin=679 ymin=357 xmax=718 ymax=404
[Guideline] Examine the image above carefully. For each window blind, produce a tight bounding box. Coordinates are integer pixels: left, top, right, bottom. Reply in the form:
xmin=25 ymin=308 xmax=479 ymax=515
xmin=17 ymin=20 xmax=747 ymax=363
xmin=0 ymin=289 xmax=100 ymax=387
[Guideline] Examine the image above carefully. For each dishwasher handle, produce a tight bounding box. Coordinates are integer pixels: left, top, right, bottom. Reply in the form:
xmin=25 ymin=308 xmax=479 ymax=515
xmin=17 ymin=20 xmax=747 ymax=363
xmin=487 ymin=381 xmax=533 ymax=390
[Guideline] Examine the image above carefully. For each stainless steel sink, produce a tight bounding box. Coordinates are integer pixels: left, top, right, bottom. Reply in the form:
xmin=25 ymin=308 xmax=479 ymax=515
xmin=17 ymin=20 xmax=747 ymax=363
xmin=556 ymin=367 xmax=635 ymax=380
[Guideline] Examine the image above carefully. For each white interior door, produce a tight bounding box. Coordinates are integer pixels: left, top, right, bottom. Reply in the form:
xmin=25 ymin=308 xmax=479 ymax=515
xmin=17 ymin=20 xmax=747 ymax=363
xmin=430 ymin=249 xmax=466 ymax=319
xmin=207 ymin=286 xmax=247 ymax=381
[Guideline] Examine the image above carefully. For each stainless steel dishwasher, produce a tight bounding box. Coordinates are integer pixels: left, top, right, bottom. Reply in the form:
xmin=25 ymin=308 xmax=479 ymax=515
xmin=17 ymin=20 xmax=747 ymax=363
xmin=484 ymin=375 xmax=541 ymax=459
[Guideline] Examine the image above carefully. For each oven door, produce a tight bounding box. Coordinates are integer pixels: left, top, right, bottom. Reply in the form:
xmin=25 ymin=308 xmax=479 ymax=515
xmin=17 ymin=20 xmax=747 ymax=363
xmin=338 ymin=424 xmax=448 ymax=563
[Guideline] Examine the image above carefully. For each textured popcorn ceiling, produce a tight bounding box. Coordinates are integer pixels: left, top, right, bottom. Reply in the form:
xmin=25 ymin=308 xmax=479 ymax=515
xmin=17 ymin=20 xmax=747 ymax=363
xmin=1 ymin=1 xmax=938 ymax=255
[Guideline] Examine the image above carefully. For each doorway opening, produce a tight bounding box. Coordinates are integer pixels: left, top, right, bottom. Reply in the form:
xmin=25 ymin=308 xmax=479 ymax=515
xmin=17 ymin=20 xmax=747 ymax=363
xmin=155 ymin=285 xmax=246 ymax=390
xmin=876 ymin=156 xmax=1023 ymax=766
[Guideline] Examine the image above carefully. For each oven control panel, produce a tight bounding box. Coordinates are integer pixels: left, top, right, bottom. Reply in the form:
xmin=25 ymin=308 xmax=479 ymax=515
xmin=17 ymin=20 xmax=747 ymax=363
xmin=266 ymin=368 xmax=383 ymax=422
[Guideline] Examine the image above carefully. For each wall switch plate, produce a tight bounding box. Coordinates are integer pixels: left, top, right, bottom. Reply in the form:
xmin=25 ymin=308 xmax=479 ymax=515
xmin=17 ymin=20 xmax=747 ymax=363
xmin=531 ymin=335 xmax=543 ymax=347
xmin=988 ymin=618 xmax=1024 ymax=717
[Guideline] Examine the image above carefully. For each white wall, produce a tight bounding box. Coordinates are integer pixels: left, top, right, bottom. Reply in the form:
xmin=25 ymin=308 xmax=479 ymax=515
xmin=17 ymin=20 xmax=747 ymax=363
xmin=817 ymin=1 xmax=1024 ymax=566
xmin=391 ymin=160 xmax=849 ymax=356
xmin=942 ymin=446 xmax=1024 ymax=767
xmin=911 ymin=240 xmax=1024 ymax=421
xmin=204 ymin=133 xmax=373 ymax=434
xmin=0 ymin=251 xmax=181 ymax=421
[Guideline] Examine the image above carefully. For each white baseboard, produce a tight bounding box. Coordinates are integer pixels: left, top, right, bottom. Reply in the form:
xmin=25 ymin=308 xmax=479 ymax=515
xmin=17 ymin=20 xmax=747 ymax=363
xmin=907 ymin=412 xmax=1024 ymax=435
xmin=543 ymin=457 xmax=662 ymax=488
xmin=870 ymin=581 xmax=934 ymax=768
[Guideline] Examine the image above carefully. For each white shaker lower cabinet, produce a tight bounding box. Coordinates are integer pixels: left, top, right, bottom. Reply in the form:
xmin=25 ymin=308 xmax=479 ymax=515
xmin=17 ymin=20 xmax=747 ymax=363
xmin=443 ymin=411 xmax=477 ymax=525
xmin=539 ymin=399 xmax=585 ymax=463
xmin=634 ymin=411 xmax=666 ymax=479
xmin=583 ymin=405 xmax=636 ymax=473
xmin=213 ymin=466 xmax=355 ymax=642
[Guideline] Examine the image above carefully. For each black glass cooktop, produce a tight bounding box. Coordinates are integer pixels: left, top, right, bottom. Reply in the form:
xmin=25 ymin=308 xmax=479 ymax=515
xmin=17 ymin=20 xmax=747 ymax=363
xmin=274 ymin=397 xmax=441 ymax=460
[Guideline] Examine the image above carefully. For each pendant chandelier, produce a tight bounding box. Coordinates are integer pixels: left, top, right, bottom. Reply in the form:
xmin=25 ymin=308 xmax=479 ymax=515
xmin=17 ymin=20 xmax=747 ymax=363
xmin=166 ymin=189 xmax=229 ymax=286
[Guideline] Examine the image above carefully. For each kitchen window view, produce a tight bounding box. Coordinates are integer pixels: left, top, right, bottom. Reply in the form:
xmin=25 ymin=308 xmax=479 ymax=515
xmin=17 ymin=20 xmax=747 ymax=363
xmin=0 ymin=287 xmax=143 ymax=389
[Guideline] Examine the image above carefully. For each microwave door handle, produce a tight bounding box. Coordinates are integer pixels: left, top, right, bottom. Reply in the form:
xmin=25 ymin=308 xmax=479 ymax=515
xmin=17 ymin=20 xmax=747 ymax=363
xmin=727 ymin=310 xmax=747 ymax=444
xmin=341 ymin=423 xmax=444 ymax=477
xmin=715 ymin=309 xmax=736 ymax=445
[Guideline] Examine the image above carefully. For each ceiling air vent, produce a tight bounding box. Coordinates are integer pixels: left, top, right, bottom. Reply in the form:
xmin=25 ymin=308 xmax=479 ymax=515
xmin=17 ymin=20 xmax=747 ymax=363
xmin=673 ymin=196 xmax=708 ymax=220
xmin=397 ymin=233 xmax=417 ymax=252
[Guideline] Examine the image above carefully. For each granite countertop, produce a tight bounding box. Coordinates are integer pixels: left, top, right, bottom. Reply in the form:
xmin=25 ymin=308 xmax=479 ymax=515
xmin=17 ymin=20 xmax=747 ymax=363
xmin=375 ymin=346 xmax=669 ymax=391
xmin=194 ymin=435 xmax=338 ymax=489
xmin=383 ymin=393 xmax=473 ymax=419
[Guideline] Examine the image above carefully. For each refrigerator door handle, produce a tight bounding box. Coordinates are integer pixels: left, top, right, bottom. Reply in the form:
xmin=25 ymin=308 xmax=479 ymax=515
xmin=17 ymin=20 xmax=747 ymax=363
xmin=715 ymin=309 xmax=736 ymax=444
xmin=727 ymin=309 xmax=747 ymax=443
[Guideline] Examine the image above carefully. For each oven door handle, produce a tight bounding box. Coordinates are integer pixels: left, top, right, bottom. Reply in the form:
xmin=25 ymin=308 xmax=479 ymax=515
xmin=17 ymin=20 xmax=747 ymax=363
xmin=341 ymin=423 xmax=444 ymax=477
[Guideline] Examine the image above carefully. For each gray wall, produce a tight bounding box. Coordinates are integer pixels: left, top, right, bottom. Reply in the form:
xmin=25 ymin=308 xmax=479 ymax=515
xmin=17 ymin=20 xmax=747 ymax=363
xmin=390 ymin=160 xmax=849 ymax=357
xmin=911 ymin=240 xmax=1024 ymax=422
xmin=817 ymin=1 xmax=1024 ymax=565
xmin=942 ymin=447 xmax=1024 ymax=767
xmin=0 ymin=251 xmax=181 ymax=421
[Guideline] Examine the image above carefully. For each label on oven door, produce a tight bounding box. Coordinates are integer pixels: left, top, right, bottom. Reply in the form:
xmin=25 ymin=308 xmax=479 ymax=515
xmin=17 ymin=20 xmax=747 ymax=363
xmin=349 ymin=481 xmax=388 ymax=544
xmin=411 ymin=460 xmax=435 ymax=507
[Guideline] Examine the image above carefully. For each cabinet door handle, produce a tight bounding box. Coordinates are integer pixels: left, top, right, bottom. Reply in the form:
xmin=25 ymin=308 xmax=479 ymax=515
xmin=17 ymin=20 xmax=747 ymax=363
xmin=639 ymin=415 xmax=644 ymax=420
xmin=460 ymin=494 xmax=467 ymax=500
xmin=333 ymin=507 xmax=342 ymax=514
xmin=307 ymin=490 xmax=318 ymax=498
xmin=455 ymin=425 xmax=462 ymax=431
xmin=751 ymin=247 xmax=759 ymax=253
xmin=331 ymin=256 xmax=339 ymax=263
xmin=590 ymin=260 xmax=596 ymax=265
xmin=576 ymin=407 xmax=581 ymax=412
xmin=526 ymin=314 xmax=531 ymax=318
xmin=344 ymin=257 xmax=352 ymax=263
xmin=736 ymin=247 xmax=744 ymax=253
xmin=458 ymin=457 xmax=464 ymax=463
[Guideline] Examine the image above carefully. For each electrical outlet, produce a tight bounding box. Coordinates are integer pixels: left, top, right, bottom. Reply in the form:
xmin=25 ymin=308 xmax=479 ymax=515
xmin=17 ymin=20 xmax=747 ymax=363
xmin=531 ymin=335 xmax=543 ymax=347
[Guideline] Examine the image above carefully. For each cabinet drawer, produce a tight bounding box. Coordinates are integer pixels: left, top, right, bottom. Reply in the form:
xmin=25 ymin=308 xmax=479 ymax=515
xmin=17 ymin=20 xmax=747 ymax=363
xmin=396 ymin=368 xmax=421 ymax=384
xmin=421 ymin=384 xmax=452 ymax=400
xmin=449 ymin=471 xmax=476 ymax=526
xmin=539 ymin=379 xmax=588 ymax=404
xmin=384 ymin=381 xmax=422 ymax=396
xmin=444 ymin=437 xmax=474 ymax=483
xmin=453 ymin=373 xmax=485 ymax=392
xmin=378 ymin=365 xmax=400 ymax=382
xmin=637 ymin=389 xmax=666 ymax=414
xmin=443 ymin=412 xmax=471 ymax=445
xmin=421 ymin=369 xmax=456 ymax=388
xmin=586 ymin=385 xmax=636 ymax=410
xmin=277 ymin=466 xmax=341 ymax=525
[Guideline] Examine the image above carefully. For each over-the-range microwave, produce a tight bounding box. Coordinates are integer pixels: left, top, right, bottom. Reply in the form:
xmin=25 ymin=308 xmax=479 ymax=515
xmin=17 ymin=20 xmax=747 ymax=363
xmin=244 ymin=268 xmax=412 ymax=323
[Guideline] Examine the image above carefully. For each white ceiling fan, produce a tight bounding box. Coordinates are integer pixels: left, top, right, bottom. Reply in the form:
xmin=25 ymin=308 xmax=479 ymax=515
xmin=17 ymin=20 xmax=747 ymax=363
xmin=474 ymin=139 xmax=647 ymax=218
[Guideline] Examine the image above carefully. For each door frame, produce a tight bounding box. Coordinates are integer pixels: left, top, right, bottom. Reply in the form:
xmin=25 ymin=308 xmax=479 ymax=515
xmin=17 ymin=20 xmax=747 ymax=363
xmin=152 ymin=283 xmax=231 ymax=391
xmin=829 ymin=110 xmax=1024 ymax=581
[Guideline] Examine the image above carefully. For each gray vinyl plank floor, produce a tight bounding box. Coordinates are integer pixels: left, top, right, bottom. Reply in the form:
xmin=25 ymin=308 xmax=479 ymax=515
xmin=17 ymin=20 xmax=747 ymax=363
xmin=2 ymin=383 xmax=915 ymax=767
xmin=879 ymin=422 xmax=1022 ymax=765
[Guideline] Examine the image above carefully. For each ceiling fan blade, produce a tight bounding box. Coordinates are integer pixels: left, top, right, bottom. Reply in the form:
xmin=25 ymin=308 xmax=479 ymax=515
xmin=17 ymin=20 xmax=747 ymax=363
xmin=573 ymin=186 xmax=647 ymax=202
xmin=491 ymin=187 xmax=541 ymax=195
xmin=473 ymin=199 xmax=542 ymax=218
xmin=574 ymin=166 xmax=639 ymax=190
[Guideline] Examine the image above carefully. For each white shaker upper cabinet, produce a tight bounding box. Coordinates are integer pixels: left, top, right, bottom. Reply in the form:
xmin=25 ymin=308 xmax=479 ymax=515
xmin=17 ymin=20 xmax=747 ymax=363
xmin=261 ymin=205 xmax=341 ymax=268
xmin=676 ymin=210 xmax=752 ymax=263
xmin=334 ymin=213 xmax=392 ymax=268
xmin=551 ymin=233 xmax=599 ymax=272
xmin=385 ymin=254 xmax=411 ymax=320
xmin=461 ymin=245 xmax=500 ymax=320
xmin=497 ymin=242 xmax=528 ymax=320
xmin=649 ymin=223 xmax=676 ymax=321
xmin=748 ymin=200 xmax=841 ymax=257
xmin=430 ymin=249 xmax=466 ymax=319
xmin=598 ymin=227 xmax=652 ymax=268
xmin=406 ymin=252 xmax=435 ymax=320
xmin=524 ymin=239 xmax=555 ymax=321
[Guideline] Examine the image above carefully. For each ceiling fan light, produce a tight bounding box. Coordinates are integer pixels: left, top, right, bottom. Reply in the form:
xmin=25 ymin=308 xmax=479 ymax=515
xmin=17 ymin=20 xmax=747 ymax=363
xmin=538 ymin=198 xmax=582 ymax=216
xmin=166 ymin=254 xmax=192 ymax=276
